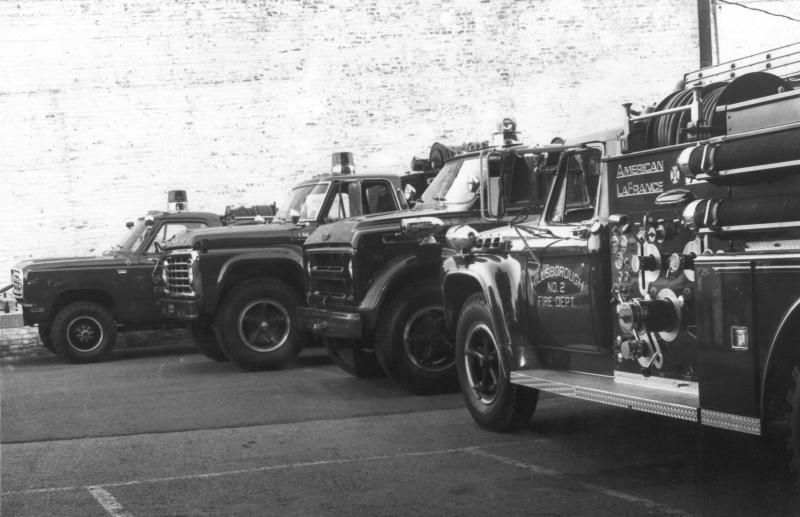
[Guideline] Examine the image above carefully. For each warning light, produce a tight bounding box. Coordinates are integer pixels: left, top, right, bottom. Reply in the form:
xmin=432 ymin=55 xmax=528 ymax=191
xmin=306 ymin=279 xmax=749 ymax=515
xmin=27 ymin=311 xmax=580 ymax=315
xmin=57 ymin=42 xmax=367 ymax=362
xmin=332 ymin=152 xmax=355 ymax=175
xmin=168 ymin=190 xmax=188 ymax=211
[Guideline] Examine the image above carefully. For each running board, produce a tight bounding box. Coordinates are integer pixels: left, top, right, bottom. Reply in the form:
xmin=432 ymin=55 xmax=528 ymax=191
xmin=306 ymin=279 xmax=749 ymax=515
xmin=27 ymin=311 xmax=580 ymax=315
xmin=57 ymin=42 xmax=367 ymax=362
xmin=511 ymin=369 xmax=762 ymax=435
xmin=510 ymin=369 xmax=700 ymax=422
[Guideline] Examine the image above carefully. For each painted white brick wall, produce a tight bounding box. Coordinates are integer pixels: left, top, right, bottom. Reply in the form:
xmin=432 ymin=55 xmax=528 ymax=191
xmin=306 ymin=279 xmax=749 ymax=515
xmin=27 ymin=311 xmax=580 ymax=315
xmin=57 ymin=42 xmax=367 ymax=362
xmin=0 ymin=0 xmax=796 ymax=276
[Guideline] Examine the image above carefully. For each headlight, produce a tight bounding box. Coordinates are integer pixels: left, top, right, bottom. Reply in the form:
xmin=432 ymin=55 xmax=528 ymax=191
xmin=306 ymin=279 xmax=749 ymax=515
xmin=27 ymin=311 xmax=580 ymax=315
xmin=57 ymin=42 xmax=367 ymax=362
xmin=446 ymin=225 xmax=477 ymax=252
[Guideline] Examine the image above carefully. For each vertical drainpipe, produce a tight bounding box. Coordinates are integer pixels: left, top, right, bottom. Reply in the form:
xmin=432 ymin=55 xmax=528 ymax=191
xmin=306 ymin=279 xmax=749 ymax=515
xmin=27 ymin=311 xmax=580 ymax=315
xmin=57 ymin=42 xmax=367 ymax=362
xmin=697 ymin=0 xmax=714 ymax=67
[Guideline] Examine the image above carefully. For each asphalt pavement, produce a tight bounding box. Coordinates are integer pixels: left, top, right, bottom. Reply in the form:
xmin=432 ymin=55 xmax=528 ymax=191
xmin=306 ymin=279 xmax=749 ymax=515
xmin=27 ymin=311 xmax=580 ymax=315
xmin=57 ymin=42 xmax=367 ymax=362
xmin=2 ymin=342 xmax=798 ymax=516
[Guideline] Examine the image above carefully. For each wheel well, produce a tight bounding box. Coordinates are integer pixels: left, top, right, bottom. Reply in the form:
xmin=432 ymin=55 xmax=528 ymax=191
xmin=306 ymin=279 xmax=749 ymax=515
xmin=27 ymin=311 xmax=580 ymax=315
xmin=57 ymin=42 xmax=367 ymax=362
xmin=381 ymin=263 xmax=440 ymax=307
xmin=217 ymin=261 xmax=305 ymax=309
xmin=442 ymin=274 xmax=483 ymax=332
xmin=763 ymin=308 xmax=800 ymax=423
xmin=50 ymin=290 xmax=116 ymax=323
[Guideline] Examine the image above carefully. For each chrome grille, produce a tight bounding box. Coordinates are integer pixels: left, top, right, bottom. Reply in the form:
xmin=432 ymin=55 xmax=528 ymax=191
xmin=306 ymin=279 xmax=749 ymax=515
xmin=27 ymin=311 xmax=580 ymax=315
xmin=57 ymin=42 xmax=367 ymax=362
xmin=11 ymin=269 xmax=22 ymax=297
xmin=163 ymin=253 xmax=195 ymax=297
xmin=307 ymin=249 xmax=353 ymax=302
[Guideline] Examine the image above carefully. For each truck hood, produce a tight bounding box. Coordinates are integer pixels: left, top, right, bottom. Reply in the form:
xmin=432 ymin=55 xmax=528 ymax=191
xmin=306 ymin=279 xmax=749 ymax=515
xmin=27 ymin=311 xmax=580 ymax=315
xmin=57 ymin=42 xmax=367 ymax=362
xmin=13 ymin=255 xmax=129 ymax=272
xmin=305 ymin=204 xmax=473 ymax=247
xmin=165 ymin=222 xmax=313 ymax=251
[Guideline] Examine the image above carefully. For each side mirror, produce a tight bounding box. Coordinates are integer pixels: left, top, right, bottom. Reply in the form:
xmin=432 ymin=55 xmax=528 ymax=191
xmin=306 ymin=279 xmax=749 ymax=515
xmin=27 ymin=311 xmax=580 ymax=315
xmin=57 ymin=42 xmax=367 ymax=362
xmin=290 ymin=209 xmax=300 ymax=225
xmin=403 ymin=184 xmax=418 ymax=204
xmin=483 ymin=154 xmax=505 ymax=218
xmin=467 ymin=175 xmax=480 ymax=194
xmin=125 ymin=220 xmax=135 ymax=230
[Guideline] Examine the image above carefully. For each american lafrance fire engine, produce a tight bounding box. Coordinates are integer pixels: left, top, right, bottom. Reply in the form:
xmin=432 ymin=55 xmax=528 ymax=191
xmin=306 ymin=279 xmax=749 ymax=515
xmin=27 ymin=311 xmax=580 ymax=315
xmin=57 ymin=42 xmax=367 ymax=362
xmin=440 ymin=42 xmax=800 ymax=472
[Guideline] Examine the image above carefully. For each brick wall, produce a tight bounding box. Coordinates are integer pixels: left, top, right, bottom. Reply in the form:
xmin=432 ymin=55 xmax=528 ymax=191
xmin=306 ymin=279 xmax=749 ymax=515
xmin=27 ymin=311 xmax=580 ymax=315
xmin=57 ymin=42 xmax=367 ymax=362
xmin=1 ymin=0 xmax=797 ymax=276
xmin=0 ymin=0 xmax=708 ymax=275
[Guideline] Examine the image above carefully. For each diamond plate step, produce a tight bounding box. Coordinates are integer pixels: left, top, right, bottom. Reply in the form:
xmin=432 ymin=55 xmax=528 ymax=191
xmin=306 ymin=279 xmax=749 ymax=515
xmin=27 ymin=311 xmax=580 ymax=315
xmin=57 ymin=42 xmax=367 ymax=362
xmin=510 ymin=369 xmax=700 ymax=422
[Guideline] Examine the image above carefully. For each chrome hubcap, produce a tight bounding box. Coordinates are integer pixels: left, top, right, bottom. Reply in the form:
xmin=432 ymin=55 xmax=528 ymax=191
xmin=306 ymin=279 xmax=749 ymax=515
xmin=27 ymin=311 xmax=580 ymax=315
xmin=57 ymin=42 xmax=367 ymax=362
xmin=238 ymin=299 xmax=290 ymax=353
xmin=66 ymin=316 xmax=104 ymax=352
xmin=464 ymin=323 xmax=501 ymax=404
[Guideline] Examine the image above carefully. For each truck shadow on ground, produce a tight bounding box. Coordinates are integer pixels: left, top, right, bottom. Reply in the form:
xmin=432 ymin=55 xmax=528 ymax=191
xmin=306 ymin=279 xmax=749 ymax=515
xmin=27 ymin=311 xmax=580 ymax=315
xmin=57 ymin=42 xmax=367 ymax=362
xmin=519 ymin=396 xmax=799 ymax=515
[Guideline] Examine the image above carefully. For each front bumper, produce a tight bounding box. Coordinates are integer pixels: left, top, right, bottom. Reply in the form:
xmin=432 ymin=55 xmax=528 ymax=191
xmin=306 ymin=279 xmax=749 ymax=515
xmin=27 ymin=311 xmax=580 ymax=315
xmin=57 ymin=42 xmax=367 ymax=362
xmin=296 ymin=306 xmax=362 ymax=339
xmin=157 ymin=298 xmax=200 ymax=320
xmin=20 ymin=303 xmax=47 ymax=326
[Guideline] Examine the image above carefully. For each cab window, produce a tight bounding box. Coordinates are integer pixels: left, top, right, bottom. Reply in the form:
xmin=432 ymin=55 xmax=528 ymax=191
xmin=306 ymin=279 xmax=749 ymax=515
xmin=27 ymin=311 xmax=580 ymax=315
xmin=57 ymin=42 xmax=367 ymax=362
xmin=362 ymin=181 xmax=396 ymax=214
xmin=323 ymin=183 xmax=353 ymax=222
xmin=145 ymin=221 xmax=208 ymax=254
xmin=505 ymin=153 xmax=553 ymax=213
xmin=548 ymin=150 xmax=601 ymax=224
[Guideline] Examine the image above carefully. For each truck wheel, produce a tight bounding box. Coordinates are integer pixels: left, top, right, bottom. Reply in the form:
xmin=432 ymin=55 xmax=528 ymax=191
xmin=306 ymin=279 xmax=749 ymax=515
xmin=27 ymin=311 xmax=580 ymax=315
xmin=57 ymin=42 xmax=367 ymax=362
xmin=215 ymin=279 xmax=306 ymax=371
xmin=50 ymin=302 xmax=117 ymax=364
xmin=323 ymin=337 xmax=384 ymax=378
xmin=375 ymin=281 xmax=458 ymax=395
xmin=38 ymin=325 xmax=55 ymax=353
xmin=456 ymin=293 xmax=538 ymax=432
xmin=188 ymin=320 xmax=228 ymax=362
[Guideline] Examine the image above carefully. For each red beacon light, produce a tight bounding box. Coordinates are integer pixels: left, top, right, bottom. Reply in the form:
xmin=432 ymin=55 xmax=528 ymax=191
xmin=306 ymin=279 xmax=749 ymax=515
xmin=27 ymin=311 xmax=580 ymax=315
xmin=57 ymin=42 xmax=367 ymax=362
xmin=168 ymin=190 xmax=188 ymax=211
xmin=331 ymin=152 xmax=355 ymax=175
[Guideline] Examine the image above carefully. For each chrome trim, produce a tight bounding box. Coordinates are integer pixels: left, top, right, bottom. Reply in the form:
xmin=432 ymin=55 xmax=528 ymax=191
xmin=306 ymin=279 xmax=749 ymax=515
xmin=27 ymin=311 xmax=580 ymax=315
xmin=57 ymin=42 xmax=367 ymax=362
xmin=701 ymin=409 xmax=761 ymax=435
xmin=745 ymin=240 xmax=800 ymax=252
xmin=162 ymin=252 xmax=196 ymax=298
xmin=614 ymin=371 xmax=698 ymax=394
xmin=695 ymin=252 xmax=800 ymax=263
xmin=10 ymin=268 xmax=23 ymax=298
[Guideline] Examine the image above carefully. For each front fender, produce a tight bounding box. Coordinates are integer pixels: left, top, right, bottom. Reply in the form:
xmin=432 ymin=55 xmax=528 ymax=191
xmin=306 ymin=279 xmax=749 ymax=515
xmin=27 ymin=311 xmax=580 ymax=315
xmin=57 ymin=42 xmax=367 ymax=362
xmin=208 ymin=246 xmax=304 ymax=309
xmin=358 ymin=252 xmax=441 ymax=328
xmin=442 ymin=253 xmax=533 ymax=367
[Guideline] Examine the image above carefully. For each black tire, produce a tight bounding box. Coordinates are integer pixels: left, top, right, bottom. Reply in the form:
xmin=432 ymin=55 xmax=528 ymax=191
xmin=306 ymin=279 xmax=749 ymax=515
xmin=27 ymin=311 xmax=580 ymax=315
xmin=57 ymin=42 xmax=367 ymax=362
xmin=50 ymin=301 xmax=117 ymax=364
xmin=38 ymin=325 xmax=55 ymax=353
xmin=456 ymin=293 xmax=538 ymax=432
xmin=323 ymin=337 xmax=384 ymax=378
xmin=189 ymin=320 xmax=228 ymax=362
xmin=375 ymin=281 xmax=458 ymax=395
xmin=215 ymin=278 xmax=306 ymax=371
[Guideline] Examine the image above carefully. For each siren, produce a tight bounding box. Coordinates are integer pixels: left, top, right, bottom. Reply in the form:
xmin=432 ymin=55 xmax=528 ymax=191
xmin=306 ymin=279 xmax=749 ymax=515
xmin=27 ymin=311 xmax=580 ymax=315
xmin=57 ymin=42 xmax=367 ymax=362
xmin=168 ymin=190 xmax=188 ymax=211
xmin=332 ymin=152 xmax=355 ymax=174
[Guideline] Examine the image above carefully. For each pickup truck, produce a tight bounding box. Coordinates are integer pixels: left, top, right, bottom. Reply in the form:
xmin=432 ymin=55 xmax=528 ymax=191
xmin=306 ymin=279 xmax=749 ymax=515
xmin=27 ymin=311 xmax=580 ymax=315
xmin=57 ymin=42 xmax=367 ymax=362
xmin=10 ymin=195 xmax=274 ymax=363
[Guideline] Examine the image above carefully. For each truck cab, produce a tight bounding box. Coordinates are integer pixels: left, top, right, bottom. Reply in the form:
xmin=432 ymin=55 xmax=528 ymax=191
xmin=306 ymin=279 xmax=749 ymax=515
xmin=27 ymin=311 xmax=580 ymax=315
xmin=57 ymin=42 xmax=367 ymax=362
xmin=441 ymin=42 xmax=800 ymax=478
xmin=154 ymin=156 xmax=415 ymax=371
xmin=298 ymin=124 xmax=554 ymax=394
xmin=10 ymin=193 xmax=226 ymax=363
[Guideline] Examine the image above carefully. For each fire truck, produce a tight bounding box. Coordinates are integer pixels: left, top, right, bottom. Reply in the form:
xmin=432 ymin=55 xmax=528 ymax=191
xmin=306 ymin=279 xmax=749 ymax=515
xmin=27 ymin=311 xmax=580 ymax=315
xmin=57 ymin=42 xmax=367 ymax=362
xmin=439 ymin=43 xmax=800 ymax=472
xmin=298 ymin=129 xmax=551 ymax=394
xmin=9 ymin=192 xmax=275 ymax=363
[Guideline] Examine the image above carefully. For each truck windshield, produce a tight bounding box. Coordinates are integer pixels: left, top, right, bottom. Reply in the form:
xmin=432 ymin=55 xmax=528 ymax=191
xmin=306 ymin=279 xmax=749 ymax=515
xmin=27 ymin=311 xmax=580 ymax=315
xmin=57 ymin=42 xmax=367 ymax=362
xmin=275 ymin=182 xmax=330 ymax=223
xmin=103 ymin=220 xmax=148 ymax=255
xmin=418 ymin=158 xmax=480 ymax=206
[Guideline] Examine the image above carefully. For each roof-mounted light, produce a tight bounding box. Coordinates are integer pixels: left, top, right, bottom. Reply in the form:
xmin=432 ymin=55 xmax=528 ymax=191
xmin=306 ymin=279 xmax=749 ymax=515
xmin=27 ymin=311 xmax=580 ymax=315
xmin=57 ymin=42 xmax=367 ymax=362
xmin=168 ymin=190 xmax=188 ymax=211
xmin=492 ymin=117 xmax=519 ymax=146
xmin=332 ymin=152 xmax=355 ymax=174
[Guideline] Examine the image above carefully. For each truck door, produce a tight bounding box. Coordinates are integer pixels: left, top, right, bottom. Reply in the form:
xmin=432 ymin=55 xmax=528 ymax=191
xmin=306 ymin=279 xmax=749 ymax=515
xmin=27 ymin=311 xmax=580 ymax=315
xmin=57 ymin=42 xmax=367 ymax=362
xmin=532 ymin=148 xmax=609 ymax=354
